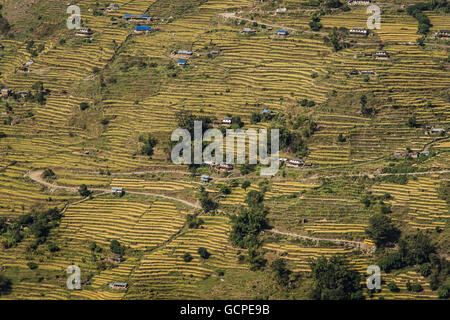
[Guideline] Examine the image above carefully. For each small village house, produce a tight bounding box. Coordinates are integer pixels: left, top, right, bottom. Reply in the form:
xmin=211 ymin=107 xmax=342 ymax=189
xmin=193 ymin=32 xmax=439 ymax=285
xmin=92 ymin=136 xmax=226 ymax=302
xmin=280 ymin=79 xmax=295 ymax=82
xmin=201 ymin=175 xmax=211 ymax=183
xmin=123 ymin=14 xmax=151 ymax=22
xmin=286 ymin=158 xmax=304 ymax=167
xmin=216 ymin=163 xmax=233 ymax=172
xmin=349 ymin=27 xmax=368 ymax=36
xmin=1 ymin=89 xmax=11 ymax=97
xmin=276 ymin=8 xmax=287 ymax=13
xmin=109 ymin=282 xmax=128 ymax=290
xmin=133 ymin=26 xmax=152 ymax=34
xmin=106 ymin=3 xmax=119 ymax=11
xmin=436 ymin=30 xmax=450 ymax=38
xmin=222 ymin=117 xmax=232 ymax=125
xmin=177 ymin=59 xmax=188 ymax=66
xmin=75 ymin=27 xmax=93 ymax=37
xmin=375 ymin=50 xmax=389 ymax=60
xmin=111 ymin=187 xmax=124 ymax=196
xmin=240 ymin=28 xmax=256 ymax=35
xmin=277 ymin=30 xmax=289 ymax=36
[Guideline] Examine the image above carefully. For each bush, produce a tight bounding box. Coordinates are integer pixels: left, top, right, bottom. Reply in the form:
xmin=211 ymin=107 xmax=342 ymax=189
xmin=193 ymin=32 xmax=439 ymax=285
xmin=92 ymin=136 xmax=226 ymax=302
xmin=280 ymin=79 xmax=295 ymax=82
xmin=387 ymin=281 xmax=400 ymax=292
xmin=437 ymin=285 xmax=449 ymax=299
xmin=183 ymin=253 xmax=193 ymax=262
xmin=27 ymin=262 xmax=38 ymax=270
xmin=78 ymin=184 xmax=91 ymax=197
xmin=0 ymin=274 xmax=12 ymax=295
xmin=110 ymin=240 xmax=125 ymax=255
xmin=197 ymin=247 xmax=210 ymax=259
xmin=79 ymin=102 xmax=90 ymax=111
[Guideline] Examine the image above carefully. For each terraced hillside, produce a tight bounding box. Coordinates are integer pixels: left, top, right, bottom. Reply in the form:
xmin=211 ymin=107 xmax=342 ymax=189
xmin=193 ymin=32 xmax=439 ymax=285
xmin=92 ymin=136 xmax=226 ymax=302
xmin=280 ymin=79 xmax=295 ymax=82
xmin=0 ymin=0 xmax=448 ymax=300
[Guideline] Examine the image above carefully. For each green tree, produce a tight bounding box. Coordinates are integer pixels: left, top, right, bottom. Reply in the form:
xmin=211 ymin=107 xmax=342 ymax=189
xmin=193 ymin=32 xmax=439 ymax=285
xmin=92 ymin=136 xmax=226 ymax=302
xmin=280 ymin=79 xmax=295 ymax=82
xmin=110 ymin=240 xmax=125 ymax=255
xmin=198 ymin=247 xmax=210 ymax=259
xmin=78 ymin=184 xmax=91 ymax=197
xmin=183 ymin=253 xmax=193 ymax=262
xmin=365 ymin=214 xmax=401 ymax=248
xmin=241 ymin=180 xmax=251 ymax=191
xmin=309 ymin=256 xmax=363 ymax=300
xmin=139 ymin=133 xmax=158 ymax=157
xmin=271 ymin=258 xmax=292 ymax=287
xmin=0 ymin=274 xmax=12 ymax=295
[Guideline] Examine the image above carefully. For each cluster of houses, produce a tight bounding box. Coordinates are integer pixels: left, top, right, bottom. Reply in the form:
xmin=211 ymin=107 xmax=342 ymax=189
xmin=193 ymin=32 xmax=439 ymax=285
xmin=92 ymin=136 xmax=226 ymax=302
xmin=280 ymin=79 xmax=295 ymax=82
xmin=435 ymin=30 xmax=450 ymax=39
xmin=346 ymin=0 xmax=374 ymax=5
xmin=280 ymin=158 xmax=312 ymax=168
xmin=106 ymin=3 xmax=119 ymax=12
xmin=349 ymin=27 xmax=368 ymax=36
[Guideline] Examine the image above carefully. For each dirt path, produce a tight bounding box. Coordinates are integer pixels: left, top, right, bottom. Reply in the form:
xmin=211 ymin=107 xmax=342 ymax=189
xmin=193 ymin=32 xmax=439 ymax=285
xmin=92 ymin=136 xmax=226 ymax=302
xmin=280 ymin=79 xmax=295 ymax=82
xmin=25 ymin=169 xmax=201 ymax=209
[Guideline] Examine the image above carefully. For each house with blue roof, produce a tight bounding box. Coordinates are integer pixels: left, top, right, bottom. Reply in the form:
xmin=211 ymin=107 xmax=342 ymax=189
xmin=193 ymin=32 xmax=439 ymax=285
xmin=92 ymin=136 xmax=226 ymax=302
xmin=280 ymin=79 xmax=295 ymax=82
xmin=177 ymin=60 xmax=188 ymax=66
xmin=277 ymin=30 xmax=289 ymax=36
xmin=133 ymin=26 xmax=152 ymax=33
xmin=124 ymin=14 xmax=151 ymax=22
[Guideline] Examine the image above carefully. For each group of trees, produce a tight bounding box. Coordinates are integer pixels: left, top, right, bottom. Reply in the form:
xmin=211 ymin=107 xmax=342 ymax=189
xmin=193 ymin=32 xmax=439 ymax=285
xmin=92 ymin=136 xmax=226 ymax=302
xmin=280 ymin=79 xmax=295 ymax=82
xmin=138 ymin=133 xmax=158 ymax=157
xmin=110 ymin=240 xmax=126 ymax=255
xmin=309 ymin=256 xmax=363 ymax=300
xmin=0 ymin=207 xmax=62 ymax=249
xmin=199 ymin=186 xmax=218 ymax=213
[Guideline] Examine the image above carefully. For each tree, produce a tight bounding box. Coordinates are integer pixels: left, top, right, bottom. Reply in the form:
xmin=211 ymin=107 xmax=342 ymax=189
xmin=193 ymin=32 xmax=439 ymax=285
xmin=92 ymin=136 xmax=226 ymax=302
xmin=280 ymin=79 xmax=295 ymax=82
xmin=245 ymin=190 xmax=264 ymax=207
xmin=110 ymin=240 xmax=125 ymax=255
xmin=407 ymin=115 xmax=418 ymax=128
xmin=241 ymin=180 xmax=251 ymax=191
xmin=437 ymin=285 xmax=449 ymax=299
xmin=198 ymin=247 xmax=210 ymax=259
xmin=41 ymin=168 xmax=56 ymax=180
xmin=183 ymin=253 xmax=193 ymax=262
xmin=398 ymin=231 xmax=436 ymax=266
xmin=387 ymin=281 xmax=400 ymax=292
xmin=78 ymin=184 xmax=91 ymax=197
xmin=139 ymin=133 xmax=158 ymax=157
xmin=199 ymin=187 xmax=218 ymax=213
xmin=27 ymin=261 xmax=38 ymax=270
xmin=309 ymin=256 xmax=363 ymax=300
xmin=79 ymin=102 xmax=90 ymax=111
xmin=0 ymin=274 xmax=12 ymax=295
xmin=271 ymin=258 xmax=292 ymax=287
xmin=365 ymin=214 xmax=401 ymax=248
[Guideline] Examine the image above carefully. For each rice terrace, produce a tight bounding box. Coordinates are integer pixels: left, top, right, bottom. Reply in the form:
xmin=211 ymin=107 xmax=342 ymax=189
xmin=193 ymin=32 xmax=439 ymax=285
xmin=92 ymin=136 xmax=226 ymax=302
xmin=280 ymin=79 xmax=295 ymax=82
xmin=0 ymin=0 xmax=449 ymax=303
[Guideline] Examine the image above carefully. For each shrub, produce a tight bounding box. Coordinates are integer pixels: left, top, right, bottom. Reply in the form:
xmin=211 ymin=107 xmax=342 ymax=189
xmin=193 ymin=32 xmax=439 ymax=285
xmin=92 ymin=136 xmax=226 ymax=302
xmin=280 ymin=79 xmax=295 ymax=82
xmin=437 ymin=285 xmax=449 ymax=299
xmin=183 ymin=253 xmax=193 ymax=262
xmin=198 ymin=247 xmax=210 ymax=259
xmin=387 ymin=281 xmax=400 ymax=292
xmin=27 ymin=262 xmax=38 ymax=270
xmin=79 ymin=102 xmax=90 ymax=111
